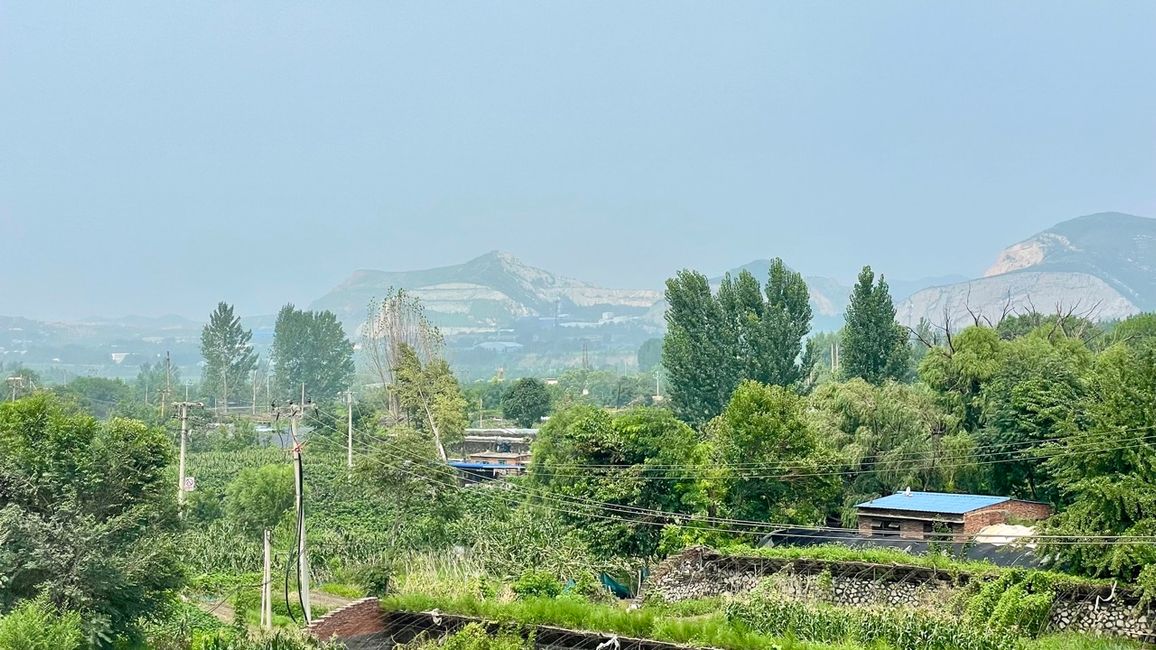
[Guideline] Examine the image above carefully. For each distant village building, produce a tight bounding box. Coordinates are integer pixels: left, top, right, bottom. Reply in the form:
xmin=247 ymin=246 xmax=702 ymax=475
xmin=855 ymin=491 xmax=1052 ymax=540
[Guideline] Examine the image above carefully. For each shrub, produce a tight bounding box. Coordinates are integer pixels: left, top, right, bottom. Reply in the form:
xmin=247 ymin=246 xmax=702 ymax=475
xmin=439 ymin=623 xmax=532 ymax=650
xmin=512 ymin=570 xmax=562 ymax=599
xmin=0 ymin=599 xmax=84 ymax=650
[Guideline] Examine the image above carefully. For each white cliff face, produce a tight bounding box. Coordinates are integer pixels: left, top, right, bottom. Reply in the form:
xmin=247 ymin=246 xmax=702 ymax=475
xmin=897 ymin=271 xmax=1138 ymax=329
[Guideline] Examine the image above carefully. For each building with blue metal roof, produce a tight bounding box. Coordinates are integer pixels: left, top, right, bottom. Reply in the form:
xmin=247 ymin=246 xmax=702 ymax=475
xmin=855 ymin=490 xmax=1051 ymax=540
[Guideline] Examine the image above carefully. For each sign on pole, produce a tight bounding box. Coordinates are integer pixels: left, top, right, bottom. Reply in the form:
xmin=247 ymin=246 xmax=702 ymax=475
xmin=183 ymin=476 xmax=196 ymax=492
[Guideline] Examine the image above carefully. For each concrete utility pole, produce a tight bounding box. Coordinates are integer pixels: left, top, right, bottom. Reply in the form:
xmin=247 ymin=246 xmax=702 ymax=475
xmin=277 ymin=397 xmax=314 ymax=624
xmin=161 ymin=352 xmax=172 ymax=419
xmin=261 ymin=529 xmax=273 ymax=629
xmin=174 ymin=400 xmax=204 ymax=509
xmin=346 ymin=391 xmax=354 ymax=470
xmin=6 ymin=376 xmax=24 ymax=401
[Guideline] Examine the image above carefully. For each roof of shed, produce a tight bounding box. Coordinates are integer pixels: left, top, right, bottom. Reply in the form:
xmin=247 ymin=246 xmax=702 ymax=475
xmin=856 ymin=491 xmax=1010 ymax=515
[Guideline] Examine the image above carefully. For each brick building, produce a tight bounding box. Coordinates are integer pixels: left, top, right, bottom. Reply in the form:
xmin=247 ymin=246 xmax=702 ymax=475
xmin=856 ymin=491 xmax=1052 ymax=540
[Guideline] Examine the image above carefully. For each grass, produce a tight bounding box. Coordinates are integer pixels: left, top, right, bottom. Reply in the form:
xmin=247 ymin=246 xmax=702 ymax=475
xmin=717 ymin=544 xmax=1115 ymax=590
xmin=381 ymin=592 xmax=1147 ymax=650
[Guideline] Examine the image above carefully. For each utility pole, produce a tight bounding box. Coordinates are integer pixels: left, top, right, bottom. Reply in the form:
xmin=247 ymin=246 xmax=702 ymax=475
xmin=161 ymin=352 xmax=171 ymax=419
xmin=261 ymin=529 xmax=272 ymax=629
xmin=346 ymin=391 xmax=354 ymax=470
xmin=174 ymin=400 xmax=204 ymax=509
xmin=280 ymin=399 xmax=314 ymax=624
xmin=252 ymin=369 xmax=258 ymax=416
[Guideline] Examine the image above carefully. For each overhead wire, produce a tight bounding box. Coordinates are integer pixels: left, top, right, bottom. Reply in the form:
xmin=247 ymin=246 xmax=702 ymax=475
xmin=304 ymin=411 xmax=1156 ymax=546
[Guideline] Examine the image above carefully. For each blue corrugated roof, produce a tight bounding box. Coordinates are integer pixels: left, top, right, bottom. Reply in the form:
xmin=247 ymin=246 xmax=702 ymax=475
xmin=855 ymin=491 xmax=1009 ymax=514
xmin=448 ymin=461 xmax=523 ymax=470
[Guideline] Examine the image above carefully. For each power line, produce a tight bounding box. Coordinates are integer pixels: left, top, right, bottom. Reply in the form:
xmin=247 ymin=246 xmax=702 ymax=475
xmin=307 ymin=412 xmax=1156 ymax=545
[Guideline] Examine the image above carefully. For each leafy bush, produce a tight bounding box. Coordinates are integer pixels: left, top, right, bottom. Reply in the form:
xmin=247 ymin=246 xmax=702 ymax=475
xmin=360 ymin=560 xmax=397 ymax=597
xmin=512 ymin=570 xmax=562 ymax=599
xmin=439 ymin=623 xmax=532 ymax=650
xmin=0 ymin=598 xmax=84 ymax=650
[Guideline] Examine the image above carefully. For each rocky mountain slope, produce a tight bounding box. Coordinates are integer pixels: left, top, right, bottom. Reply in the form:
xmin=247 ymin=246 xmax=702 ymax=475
xmin=898 ymin=212 xmax=1156 ymax=327
xmin=310 ymin=251 xmax=662 ymax=334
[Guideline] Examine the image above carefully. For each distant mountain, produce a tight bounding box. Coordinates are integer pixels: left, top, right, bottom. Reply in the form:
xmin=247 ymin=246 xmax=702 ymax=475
xmin=311 ymin=251 xmax=662 ymax=334
xmin=898 ymin=212 xmax=1156 ymax=327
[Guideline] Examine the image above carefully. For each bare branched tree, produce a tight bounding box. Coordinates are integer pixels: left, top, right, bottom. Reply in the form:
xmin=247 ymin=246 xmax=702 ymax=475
xmin=363 ymin=288 xmax=445 ymax=421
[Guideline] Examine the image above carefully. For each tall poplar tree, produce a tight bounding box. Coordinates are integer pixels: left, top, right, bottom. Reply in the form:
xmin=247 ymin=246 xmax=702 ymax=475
xmin=200 ymin=302 xmax=258 ymax=409
xmin=270 ymin=304 xmax=355 ymax=404
xmin=663 ymin=259 xmax=815 ymax=428
xmin=841 ymin=266 xmax=910 ymax=385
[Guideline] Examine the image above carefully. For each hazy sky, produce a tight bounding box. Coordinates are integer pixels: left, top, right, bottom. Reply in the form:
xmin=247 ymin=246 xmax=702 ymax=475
xmin=2 ymin=2 xmax=1155 ymax=321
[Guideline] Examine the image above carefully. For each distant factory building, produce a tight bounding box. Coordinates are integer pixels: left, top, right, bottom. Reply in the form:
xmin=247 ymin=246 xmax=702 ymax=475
xmin=856 ymin=490 xmax=1052 ymax=540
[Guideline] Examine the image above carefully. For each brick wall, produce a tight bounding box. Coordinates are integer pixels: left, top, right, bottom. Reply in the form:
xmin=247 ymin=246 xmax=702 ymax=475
xmin=306 ymin=597 xmax=387 ymax=647
xmin=963 ymin=500 xmax=1052 ymax=533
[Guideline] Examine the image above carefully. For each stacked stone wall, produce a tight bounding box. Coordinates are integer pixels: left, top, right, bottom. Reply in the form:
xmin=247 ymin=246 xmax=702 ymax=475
xmin=647 ymin=547 xmax=1155 ymax=644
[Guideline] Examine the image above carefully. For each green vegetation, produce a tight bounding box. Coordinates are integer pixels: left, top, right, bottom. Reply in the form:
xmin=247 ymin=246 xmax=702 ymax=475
xmin=270 ymin=304 xmax=355 ymax=404
xmin=200 ymin=301 xmax=259 ymax=411
xmin=662 ymin=258 xmax=814 ymax=428
xmin=501 ymin=377 xmax=552 ymax=428
xmin=840 ymin=266 xmax=910 ymax=385
xmin=7 ymin=284 xmax=1156 ymax=648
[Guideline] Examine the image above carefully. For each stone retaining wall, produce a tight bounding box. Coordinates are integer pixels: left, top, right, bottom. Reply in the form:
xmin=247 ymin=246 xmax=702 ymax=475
xmin=647 ymin=547 xmax=1155 ymax=644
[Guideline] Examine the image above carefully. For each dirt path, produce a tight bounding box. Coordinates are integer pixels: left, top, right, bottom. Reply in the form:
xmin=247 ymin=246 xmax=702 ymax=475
xmin=195 ymin=589 xmax=352 ymax=625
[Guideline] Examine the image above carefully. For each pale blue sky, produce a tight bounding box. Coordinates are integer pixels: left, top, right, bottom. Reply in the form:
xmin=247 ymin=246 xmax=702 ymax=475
xmin=2 ymin=2 xmax=1154 ymax=320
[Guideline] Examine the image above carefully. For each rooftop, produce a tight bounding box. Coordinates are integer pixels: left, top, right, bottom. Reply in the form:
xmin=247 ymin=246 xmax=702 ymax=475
xmin=855 ymin=491 xmax=1010 ymax=515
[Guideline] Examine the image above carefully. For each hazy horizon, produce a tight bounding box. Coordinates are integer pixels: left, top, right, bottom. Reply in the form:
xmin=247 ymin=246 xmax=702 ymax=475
xmin=3 ymin=2 xmax=1155 ymax=321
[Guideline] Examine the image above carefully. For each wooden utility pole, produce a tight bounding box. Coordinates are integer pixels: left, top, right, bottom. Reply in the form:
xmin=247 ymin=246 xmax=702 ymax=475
xmin=174 ymin=400 xmax=204 ymax=509
xmin=261 ymin=529 xmax=272 ymax=629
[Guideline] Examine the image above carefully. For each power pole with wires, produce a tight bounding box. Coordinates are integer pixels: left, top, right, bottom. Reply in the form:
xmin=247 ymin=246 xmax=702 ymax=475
xmin=275 ymin=397 xmax=315 ymax=624
xmin=174 ymin=400 xmax=204 ymax=509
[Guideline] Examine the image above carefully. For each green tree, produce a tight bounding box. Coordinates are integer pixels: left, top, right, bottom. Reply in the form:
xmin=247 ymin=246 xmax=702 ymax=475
xmin=52 ymin=376 xmax=135 ymax=420
xmin=918 ymin=325 xmax=1004 ymax=431
xmin=663 ymin=260 xmax=815 ymax=427
xmin=979 ymin=331 xmax=1091 ymax=502
xmin=809 ymin=379 xmax=980 ymax=523
xmin=1040 ymin=340 xmax=1156 ymax=584
xmin=392 ymin=343 xmax=468 ymax=460
xmin=841 ymin=266 xmax=910 ymax=385
xmin=200 ymin=302 xmax=258 ymax=410
xmin=224 ymin=464 xmax=294 ymax=537
xmin=357 ymin=426 xmax=462 ymax=550
xmin=637 ymin=338 xmax=663 ymax=373
xmin=663 ymin=269 xmax=733 ymax=427
xmin=0 ymin=394 xmax=182 ymax=644
xmin=709 ymin=381 xmax=839 ymax=525
xmin=270 ymin=304 xmax=355 ymax=404
xmin=502 ymin=377 xmax=552 ymax=428
xmin=530 ymin=405 xmax=703 ymax=558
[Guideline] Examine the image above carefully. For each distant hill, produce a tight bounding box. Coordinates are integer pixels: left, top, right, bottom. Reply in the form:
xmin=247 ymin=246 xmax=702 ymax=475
xmin=310 ymin=251 xmax=662 ymax=334
xmin=898 ymin=212 xmax=1156 ymax=327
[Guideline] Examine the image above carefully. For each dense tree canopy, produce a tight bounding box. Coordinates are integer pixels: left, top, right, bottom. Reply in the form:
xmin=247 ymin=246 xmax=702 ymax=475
xmin=663 ymin=259 xmax=814 ymax=427
xmin=708 ymin=381 xmax=839 ymax=526
xmin=502 ymin=377 xmax=552 ymax=428
xmin=1041 ymin=339 xmax=1156 ymax=584
xmin=0 ymin=394 xmax=182 ymax=644
xmin=270 ymin=304 xmax=355 ymax=404
xmin=200 ymin=302 xmax=258 ymax=408
xmin=841 ymin=266 xmax=910 ymax=385
xmin=530 ymin=405 xmax=702 ymax=558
